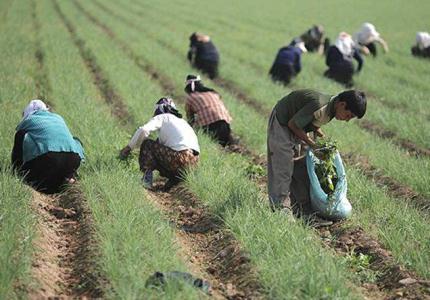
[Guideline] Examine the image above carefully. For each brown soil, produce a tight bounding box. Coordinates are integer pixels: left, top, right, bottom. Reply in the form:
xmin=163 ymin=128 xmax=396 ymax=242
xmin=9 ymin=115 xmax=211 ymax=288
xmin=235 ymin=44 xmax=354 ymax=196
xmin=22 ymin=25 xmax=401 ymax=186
xmin=147 ymin=184 xmax=264 ymax=299
xmin=359 ymin=120 xmax=430 ymax=158
xmin=320 ymin=223 xmax=430 ymax=299
xmin=28 ymin=188 xmax=102 ymax=298
xmin=53 ymin=0 xmax=132 ymax=126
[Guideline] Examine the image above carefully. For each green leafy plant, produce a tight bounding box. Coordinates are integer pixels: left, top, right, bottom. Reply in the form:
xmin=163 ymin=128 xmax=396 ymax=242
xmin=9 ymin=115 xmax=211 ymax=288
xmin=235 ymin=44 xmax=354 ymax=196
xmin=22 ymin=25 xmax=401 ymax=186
xmin=245 ymin=163 xmax=266 ymax=179
xmin=342 ymin=251 xmax=380 ymax=284
xmin=314 ymin=138 xmax=338 ymax=196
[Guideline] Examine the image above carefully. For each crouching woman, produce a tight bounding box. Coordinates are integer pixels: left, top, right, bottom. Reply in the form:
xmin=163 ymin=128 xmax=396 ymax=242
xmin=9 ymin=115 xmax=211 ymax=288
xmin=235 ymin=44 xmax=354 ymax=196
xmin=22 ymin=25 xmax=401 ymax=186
xmin=120 ymin=98 xmax=200 ymax=190
xmin=12 ymin=100 xmax=84 ymax=194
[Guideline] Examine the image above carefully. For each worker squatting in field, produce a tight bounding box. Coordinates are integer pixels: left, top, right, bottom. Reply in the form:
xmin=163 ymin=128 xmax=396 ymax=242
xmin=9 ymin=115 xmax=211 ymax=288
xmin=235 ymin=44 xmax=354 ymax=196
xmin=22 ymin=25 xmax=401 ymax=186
xmin=120 ymin=98 xmax=200 ymax=191
xmin=353 ymin=23 xmax=389 ymax=57
xmin=269 ymin=39 xmax=307 ymax=85
xmin=267 ymin=89 xmax=366 ymax=219
xmin=11 ymin=100 xmax=84 ymax=194
xmin=411 ymin=32 xmax=430 ymax=58
xmin=324 ymin=32 xmax=364 ymax=87
xmin=184 ymin=74 xmax=234 ymax=146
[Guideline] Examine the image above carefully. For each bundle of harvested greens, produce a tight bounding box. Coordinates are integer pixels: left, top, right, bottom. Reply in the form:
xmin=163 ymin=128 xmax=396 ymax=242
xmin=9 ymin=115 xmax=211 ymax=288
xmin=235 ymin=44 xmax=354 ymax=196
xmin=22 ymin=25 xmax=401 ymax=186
xmin=313 ymin=139 xmax=338 ymax=195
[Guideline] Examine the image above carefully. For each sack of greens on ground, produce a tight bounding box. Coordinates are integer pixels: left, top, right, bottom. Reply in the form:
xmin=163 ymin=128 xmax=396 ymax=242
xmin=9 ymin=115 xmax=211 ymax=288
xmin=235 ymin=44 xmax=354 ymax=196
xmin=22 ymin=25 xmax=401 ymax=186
xmin=306 ymin=139 xmax=352 ymax=220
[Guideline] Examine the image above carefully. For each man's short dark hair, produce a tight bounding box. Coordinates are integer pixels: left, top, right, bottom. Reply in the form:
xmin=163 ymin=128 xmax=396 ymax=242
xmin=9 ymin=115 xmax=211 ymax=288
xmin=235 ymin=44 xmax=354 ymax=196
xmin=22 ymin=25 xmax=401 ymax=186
xmin=337 ymin=90 xmax=367 ymax=119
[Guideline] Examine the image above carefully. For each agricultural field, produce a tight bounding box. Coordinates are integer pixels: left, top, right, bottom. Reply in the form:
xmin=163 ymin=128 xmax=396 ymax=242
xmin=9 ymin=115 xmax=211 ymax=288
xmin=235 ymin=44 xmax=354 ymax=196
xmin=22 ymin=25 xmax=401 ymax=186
xmin=1 ymin=0 xmax=429 ymax=298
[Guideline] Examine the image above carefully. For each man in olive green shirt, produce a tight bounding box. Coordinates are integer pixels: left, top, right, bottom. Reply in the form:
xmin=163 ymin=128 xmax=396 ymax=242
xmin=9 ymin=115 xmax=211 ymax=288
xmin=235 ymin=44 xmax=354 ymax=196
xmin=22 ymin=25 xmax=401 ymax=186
xmin=267 ymin=89 xmax=366 ymax=213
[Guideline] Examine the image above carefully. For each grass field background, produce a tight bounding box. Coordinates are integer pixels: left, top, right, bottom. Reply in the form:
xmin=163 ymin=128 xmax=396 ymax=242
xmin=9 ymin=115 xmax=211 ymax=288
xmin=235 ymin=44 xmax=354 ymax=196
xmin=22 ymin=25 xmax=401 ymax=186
xmin=1 ymin=0 xmax=429 ymax=298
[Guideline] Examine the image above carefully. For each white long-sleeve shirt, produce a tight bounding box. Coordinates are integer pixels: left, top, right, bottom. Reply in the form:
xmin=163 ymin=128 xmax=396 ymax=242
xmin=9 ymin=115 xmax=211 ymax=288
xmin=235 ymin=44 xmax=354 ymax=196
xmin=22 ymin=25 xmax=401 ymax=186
xmin=128 ymin=113 xmax=200 ymax=153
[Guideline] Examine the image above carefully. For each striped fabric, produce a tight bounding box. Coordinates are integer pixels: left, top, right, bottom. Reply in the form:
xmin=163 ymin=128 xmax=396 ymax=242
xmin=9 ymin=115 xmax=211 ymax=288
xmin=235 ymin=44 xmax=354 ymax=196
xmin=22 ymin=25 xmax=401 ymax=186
xmin=185 ymin=91 xmax=232 ymax=126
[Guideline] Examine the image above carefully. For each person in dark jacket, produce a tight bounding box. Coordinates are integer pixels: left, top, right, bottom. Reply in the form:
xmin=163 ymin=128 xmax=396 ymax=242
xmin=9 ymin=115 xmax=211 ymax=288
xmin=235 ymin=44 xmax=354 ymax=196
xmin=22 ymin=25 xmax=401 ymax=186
xmin=324 ymin=32 xmax=364 ymax=87
xmin=187 ymin=33 xmax=220 ymax=79
xmin=184 ymin=74 xmax=234 ymax=146
xmin=411 ymin=32 xmax=430 ymax=58
xmin=269 ymin=39 xmax=307 ymax=85
xmin=12 ymin=100 xmax=84 ymax=194
xmin=299 ymin=25 xmax=330 ymax=54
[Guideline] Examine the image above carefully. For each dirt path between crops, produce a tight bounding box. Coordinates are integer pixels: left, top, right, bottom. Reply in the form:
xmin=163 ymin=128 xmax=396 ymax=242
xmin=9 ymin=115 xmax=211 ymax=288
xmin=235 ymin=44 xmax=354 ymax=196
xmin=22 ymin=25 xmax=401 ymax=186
xmin=28 ymin=189 xmax=102 ymax=298
xmin=146 ymin=186 xmax=264 ymax=299
xmin=58 ymin=2 xmax=267 ymax=297
xmin=322 ymin=224 xmax=430 ymax=300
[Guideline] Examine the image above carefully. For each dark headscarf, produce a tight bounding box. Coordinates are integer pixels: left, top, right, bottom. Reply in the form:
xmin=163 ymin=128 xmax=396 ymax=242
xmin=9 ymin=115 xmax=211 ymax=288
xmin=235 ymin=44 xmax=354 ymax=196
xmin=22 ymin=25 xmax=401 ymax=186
xmin=184 ymin=74 xmax=217 ymax=94
xmin=153 ymin=97 xmax=182 ymax=118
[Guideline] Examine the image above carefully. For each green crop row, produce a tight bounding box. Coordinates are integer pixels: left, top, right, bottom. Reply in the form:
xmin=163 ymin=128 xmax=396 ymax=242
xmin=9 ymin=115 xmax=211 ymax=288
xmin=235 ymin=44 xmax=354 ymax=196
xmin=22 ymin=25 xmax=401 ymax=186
xmin=78 ymin=0 xmax=430 ymax=281
xmin=58 ymin=0 xmax=364 ymax=298
xmin=0 ymin=1 xmax=40 ymax=298
xmin=40 ymin=0 xmax=205 ymax=297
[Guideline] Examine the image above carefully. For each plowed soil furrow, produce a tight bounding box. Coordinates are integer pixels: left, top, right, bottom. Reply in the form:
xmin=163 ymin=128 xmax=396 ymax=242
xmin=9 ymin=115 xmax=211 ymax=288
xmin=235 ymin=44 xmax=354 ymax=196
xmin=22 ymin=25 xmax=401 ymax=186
xmin=147 ymin=186 xmax=264 ymax=299
xmin=56 ymin=2 xmax=267 ymax=297
xmin=73 ymin=2 xmax=430 ymax=298
xmin=359 ymin=119 xmax=430 ymax=158
xmin=53 ymin=0 xmax=132 ymax=126
xmin=31 ymin=0 xmax=52 ymax=105
xmin=322 ymin=224 xmax=430 ymax=300
xmin=29 ymin=188 xmax=103 ymax=298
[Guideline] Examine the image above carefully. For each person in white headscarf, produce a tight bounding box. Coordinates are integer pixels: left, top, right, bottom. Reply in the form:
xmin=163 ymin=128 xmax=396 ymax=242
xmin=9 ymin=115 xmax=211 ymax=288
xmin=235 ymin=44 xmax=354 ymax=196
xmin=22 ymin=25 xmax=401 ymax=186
xmin=411 ymin=32 xmax=430 ymax=58
xmin=324 ymin=32 xmax=364 ymax=87
xmin=12 ymin=100 xmax=84 ymax=194
xmin=353 ymin=22 xmax=389 ymax=57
